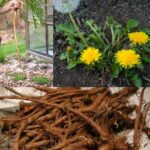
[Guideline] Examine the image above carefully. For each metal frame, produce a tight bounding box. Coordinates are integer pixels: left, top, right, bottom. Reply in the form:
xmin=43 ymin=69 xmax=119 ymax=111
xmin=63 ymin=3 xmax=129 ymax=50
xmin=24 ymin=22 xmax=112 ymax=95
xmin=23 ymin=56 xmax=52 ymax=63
xmin=25 ymin=0 xmax=53 ymax=58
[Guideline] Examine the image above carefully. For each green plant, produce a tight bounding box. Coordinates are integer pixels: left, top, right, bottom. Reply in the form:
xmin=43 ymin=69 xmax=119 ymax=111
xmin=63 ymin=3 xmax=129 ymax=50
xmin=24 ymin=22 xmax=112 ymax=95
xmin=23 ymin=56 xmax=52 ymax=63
xmin=25 ymin=0 xmax=45 ymax=25
xmin=32 ymin=76 xmax=51 ymax=85
xmin=57 ymin=23 xmax=84 ymax=69
xmin=11 ymin=73 xmax=26 ymax=81
xmin=57 ymin=16 xmax=150 ymax=87
xmin=0 ymin=52 xmax=5 ymax=63
xmin=0 ymin=35 xmax=26 ymax=59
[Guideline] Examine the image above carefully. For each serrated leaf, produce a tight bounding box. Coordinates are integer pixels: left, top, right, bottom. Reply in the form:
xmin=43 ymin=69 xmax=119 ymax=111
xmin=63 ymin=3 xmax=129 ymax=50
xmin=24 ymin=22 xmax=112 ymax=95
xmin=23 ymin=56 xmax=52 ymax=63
xmin=67 ymin=61 xmax=78 ymax=69
xmin=141 ymin=28 xmax=150 ymax=35
xmin=59 ymin=53 xmax=67 ymax=60
xmin=73 ymin=50 xmax=79 ymax=55
xmin=143 ymin=46 xmax=150 ymax=53
xmin=112 ymin=64 xmax=121 ymax=78
xmin=137 ymin=64 xmax=144 ymax=71
xmin=88 ymin=34 xmax=100 ymax=44
xmin=127 ymin=19 xmax=139 ymax=31
xmin=106 ymin=16 xmax=115 ymax=26
xmin=85 ymin=20 xmax=94 ymax=26
xmin=56 ymin=24 xmax=76 ymax=34
xmin=103 ymin=44 xmax=111 ymax=53
xmin=142 ymin=55 xmax=150 ymax=63
xmin=131 ymin=74 xmax=142 ymax=87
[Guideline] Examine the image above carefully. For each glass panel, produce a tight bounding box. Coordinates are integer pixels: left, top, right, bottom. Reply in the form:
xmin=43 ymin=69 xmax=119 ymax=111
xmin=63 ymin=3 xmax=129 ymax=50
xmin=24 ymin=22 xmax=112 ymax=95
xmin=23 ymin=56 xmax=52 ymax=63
xmin=48 ymin=25 xmax=53 ymax=47
xmin=28 ymin=22 xmax=46 ymax=54
xmin=26 ymin=0 xmax=53 ymax=56
xmin=48 ymin=25 xmax=53 ymax=55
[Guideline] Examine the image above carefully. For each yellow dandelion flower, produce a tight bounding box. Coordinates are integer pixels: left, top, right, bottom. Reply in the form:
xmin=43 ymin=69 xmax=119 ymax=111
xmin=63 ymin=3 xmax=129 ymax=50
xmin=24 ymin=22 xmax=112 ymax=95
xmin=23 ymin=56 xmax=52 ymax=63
xmin=128 ymin=32 xmax=149 ymax=45
xmin=115 ymin=49 xmax=141 ymax=69
xmin=66 ymin=46 xmax=72 ymax=51
xmin=80 ymin=47 xmax=101 ymax=65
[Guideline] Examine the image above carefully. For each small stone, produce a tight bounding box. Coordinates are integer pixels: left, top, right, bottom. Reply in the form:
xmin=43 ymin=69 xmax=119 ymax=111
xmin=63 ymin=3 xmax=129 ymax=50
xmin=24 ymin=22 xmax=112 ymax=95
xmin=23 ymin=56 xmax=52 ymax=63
xmin=27 ymin=62 xmax=37 ymax=69
xmin=39 ymin=64 xmax=48 ymax=69
xmin=15 ymin=68 xmax=24 ymax=73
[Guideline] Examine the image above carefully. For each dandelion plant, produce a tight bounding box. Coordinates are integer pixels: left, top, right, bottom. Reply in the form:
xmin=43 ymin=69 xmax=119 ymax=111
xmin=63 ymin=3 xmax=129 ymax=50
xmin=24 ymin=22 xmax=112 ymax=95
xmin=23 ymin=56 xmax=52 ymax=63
xmin=57 ymin=17 xmax=150 ymax=87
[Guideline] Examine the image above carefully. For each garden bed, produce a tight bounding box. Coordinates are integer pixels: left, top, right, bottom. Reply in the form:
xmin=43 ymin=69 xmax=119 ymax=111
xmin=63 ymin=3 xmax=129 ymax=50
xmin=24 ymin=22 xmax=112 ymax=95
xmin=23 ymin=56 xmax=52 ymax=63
xmin=54 ymin=0 xmax=150 ymax=87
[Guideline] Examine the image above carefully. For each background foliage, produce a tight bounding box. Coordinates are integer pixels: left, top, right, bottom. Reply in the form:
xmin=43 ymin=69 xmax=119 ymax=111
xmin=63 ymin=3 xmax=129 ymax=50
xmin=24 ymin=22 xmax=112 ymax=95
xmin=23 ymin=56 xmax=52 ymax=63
xmin=0 ymin=0 xmax=45 ymax=24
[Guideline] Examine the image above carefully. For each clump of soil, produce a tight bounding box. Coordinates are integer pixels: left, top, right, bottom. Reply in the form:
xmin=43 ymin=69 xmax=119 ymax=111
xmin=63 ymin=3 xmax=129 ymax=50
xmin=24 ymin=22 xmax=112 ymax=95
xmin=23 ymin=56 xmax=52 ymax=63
xmin=54 ymin=0 xmax=150 ymax=87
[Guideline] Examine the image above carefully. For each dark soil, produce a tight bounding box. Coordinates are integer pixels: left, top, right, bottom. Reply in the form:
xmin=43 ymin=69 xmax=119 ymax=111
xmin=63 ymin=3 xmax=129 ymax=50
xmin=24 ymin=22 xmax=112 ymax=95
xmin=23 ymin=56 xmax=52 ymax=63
xmin=54 ymin=0 xmax=150 ymax=87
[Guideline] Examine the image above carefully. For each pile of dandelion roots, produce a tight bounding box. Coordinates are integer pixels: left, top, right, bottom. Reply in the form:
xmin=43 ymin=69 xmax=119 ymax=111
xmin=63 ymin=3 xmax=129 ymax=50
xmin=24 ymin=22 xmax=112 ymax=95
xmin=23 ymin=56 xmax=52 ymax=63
xmin=0 ymin=87 xmax=150 ymax=150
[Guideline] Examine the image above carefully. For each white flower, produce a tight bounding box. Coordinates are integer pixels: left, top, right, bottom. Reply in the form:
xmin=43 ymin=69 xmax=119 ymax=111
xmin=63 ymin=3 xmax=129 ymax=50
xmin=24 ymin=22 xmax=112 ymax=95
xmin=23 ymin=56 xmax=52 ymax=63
xmin=54 ymin=0 xmax=80 ymax=13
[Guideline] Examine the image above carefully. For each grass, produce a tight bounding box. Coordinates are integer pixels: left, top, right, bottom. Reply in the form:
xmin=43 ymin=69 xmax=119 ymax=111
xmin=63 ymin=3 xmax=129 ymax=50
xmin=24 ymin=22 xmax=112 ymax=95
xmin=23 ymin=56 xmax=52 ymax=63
xmin=32 ymin=76 xmax=51 ymax=85
xmin=0 ymin=52 xmax=5 ymax=63
xmin=0 ymin=34 xmax=26 ymax=63
xmin=11 ymin=73 xmax=26 ymax=81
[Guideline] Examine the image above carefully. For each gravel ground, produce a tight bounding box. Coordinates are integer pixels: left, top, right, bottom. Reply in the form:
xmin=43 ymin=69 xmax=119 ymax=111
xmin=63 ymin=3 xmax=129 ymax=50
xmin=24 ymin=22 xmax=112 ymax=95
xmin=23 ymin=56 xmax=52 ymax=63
xmin=0 ymin=53 xmax=53 ymax=86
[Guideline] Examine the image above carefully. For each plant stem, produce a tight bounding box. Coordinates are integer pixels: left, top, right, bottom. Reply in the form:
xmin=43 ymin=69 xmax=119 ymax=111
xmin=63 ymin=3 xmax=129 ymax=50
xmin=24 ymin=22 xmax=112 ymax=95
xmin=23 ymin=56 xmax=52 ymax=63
xmin=86 ymin=21 xmax=108 ymax=46
xmin=120 ymin=37 xmax=128 ymax=43
xmin=69 ymin=13 xmax=88 ymax=47
xmin=110 ymin=26 xmax=115 ymax=44
xmin=125 ymin=69 xmax=130 ymax=85
xmin=86 ymin=21 xmax=100 ymax=38
xmin=102 ymin=33 xmax=109 ymax=44
xmin=112 ymin=36 xmax=127 ymax=50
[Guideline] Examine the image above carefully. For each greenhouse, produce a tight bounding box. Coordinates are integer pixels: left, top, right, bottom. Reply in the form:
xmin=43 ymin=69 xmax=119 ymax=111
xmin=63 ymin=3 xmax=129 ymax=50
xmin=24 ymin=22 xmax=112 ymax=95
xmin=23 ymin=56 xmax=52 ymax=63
xmin=26 ymin=0 xmax=53 ymax=57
